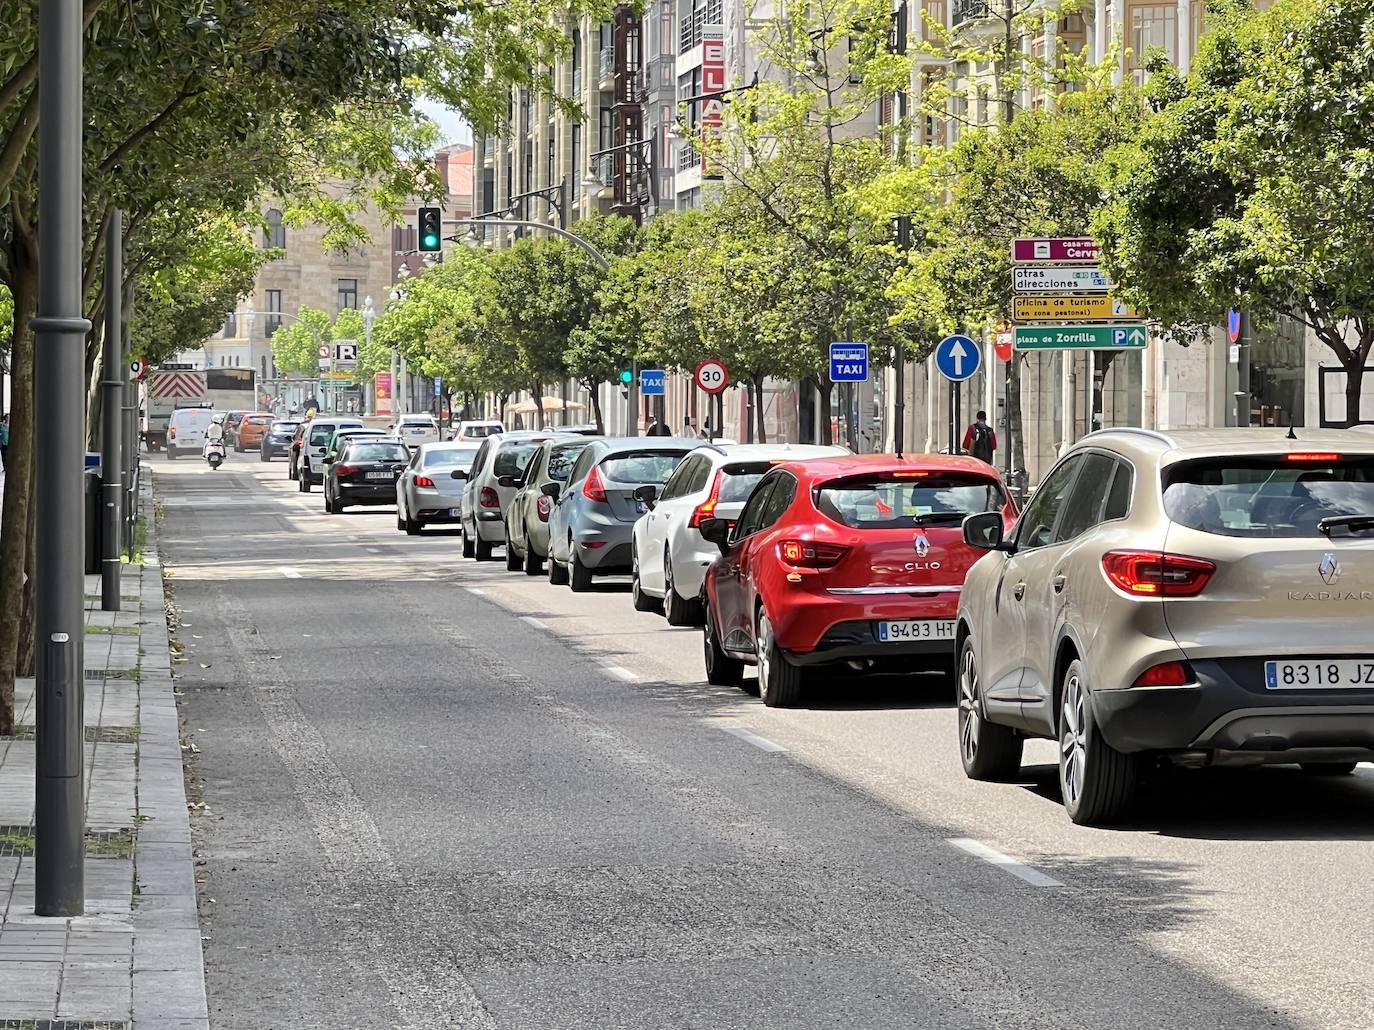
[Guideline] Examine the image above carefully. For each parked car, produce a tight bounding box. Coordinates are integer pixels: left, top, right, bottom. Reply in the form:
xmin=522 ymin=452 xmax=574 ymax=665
xmin=222 ymin=410 xmax=255 ymax=449
xmin=632 ymin=443 xmax=848 ymax=625
xmin=165 ymin=408 xmax=216 ymax=460
xmin=287 ymin=422 xmax=310 ymax=480
xmin=699 ymin=454 xmax=1016 ymax=707
xmin=396 ymin=442 xmax=481 ymax=534
xmin=233 ymin=412 xmax=276 ymax=452
xmin=322 ymin=438 xmax=410 ymax=514
xmin=957 ymin=428 xmax=1374 ymax=826
xmin=451 ymin=419 xmax=504 ymax=443
xmin=457 ymin=432 xmax=558 ymax=560
xmin=260 ymin=419 xmax=300 ymax=461
xmin=325 ymin=427 xmax=385 ymax=465
xmin=298 ymin=417 xmax=365 ymax=492
xmin=504 ymin=436 xmax=593 ymax=574
xmin=392 ymin=413 xmax=442 ymax=448
xmin=546 ymin=438 xmax=697 ymax=591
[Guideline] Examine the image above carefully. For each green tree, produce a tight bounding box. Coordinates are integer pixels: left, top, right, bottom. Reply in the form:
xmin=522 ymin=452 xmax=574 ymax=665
xmin=270 ymin=308 xmax=335 ymax=379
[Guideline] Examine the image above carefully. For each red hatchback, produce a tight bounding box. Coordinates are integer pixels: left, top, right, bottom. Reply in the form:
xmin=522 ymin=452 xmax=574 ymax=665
xmin=700 ymin=454 xmax=1017 ymax=706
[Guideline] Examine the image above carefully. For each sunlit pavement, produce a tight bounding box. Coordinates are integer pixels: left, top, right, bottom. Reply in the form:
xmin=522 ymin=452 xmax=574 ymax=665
xmin=157 ymin=451 xmax=1374 ymax=1030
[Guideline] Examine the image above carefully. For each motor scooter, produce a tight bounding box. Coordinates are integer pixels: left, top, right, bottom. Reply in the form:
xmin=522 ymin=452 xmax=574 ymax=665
xmin=205 ymin=439 xmax=225 ymax=470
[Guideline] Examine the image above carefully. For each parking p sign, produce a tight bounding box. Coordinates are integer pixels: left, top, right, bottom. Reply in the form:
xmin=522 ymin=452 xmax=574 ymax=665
xmin=829 ymin=342 xmax=868 ymax=383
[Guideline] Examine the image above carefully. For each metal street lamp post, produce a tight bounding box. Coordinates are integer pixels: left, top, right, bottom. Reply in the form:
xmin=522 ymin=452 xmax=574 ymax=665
xmin=100 ymin=210 xmax=123 ymax=610
xmin=363 ymin=296 xmax=375 ymax=415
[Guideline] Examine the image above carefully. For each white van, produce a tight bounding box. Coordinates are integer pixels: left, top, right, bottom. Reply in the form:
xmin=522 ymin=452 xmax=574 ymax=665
xmin=392 ymin=414 xmax=441 ymax=447
xmin=166 ymin=408 xmax=216 ymax=460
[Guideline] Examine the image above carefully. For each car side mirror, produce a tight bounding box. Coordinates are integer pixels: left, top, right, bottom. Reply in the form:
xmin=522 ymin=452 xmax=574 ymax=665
xmin=540 ymin=482 xmax=561 ymax=499
xmin=449 ymin=468 xmax=469 ymax=481
xmin=698 ymin=517 xmax=732 ymax=554
xmin=963 ymin=511 xmax=1012 ymax=552
xmin=322 ymin=456 xmax=334 ymax=464
xmin=633 ymin=484 xmax=659 ymax=509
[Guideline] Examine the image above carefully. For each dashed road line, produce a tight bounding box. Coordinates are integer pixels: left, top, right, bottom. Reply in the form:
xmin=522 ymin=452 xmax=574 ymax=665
xmin=721 ymin=726 xmax=787 ymax=753
xmin=466 ymin=587 xmax=487 ymax=596
xmin=281 ymin=568 xmax=302 ymax=579
xmin=520 ymin=616 xmax=549 ymax=629
xmin=948 ymin=837 xmax=1065 ymax=888
xmin=601 ymin=664 xmax=638 ymax=682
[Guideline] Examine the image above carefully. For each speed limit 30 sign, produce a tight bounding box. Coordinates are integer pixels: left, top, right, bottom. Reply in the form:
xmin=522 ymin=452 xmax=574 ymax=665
xmin=694 ymin=358 xmax=729 ymax=395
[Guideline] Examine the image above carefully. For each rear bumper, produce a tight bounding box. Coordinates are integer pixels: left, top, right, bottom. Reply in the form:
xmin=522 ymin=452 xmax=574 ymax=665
xmin=575 ymin=517 xmax=635 ymax=572
xmin=337 ymin=482 xmax=397 ymax=504
xmin=576 ymin=540 xmax=633 ymax=573
xmin=786 ymin=619 xmax=956 ymax=666
xmin=473 ymin=508 xmax=506 ymax=541
xmin=771 ymin=588 xmax=959 ymax=654
xmin=1092 ymin=656 xmax=1374 ymax=756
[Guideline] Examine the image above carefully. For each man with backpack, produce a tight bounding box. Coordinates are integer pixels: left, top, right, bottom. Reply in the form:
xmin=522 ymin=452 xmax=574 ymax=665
xmin=961 ymin=410 xmax=998 ymax=465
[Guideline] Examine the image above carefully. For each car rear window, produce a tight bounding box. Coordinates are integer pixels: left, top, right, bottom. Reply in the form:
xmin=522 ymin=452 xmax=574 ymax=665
xmin=601 ymin=451 xmax=686 ymax=485
xmin=344 ymin=443 xmax=409 ymax=462
xmin=309 ymin=426 xmax=338 ymax=445
xmin=247 ymin=415 xmax=273 ymax=425
xmin=423 ymin=447 xmax=478 ymax=468
xmin=719 ymin=461 xmax=775 ymax=502
xmin=816 ymin=472 xmax=1005 ymax=529
xmin=462 ymin=424 xmax=500 ymax=438
xmin=1163 ymin=455 xmax=1374 ymax=537
xmin=493 ymin=443 xmax=542 ymax=478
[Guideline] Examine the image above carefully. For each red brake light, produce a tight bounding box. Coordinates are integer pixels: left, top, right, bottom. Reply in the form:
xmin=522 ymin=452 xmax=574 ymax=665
xmin=414 ymin=475 xmax=436 ymax=488
xmin=336 ymin=464 xmax=359 ymax=477
xmin=888 ymin=470 xmax=931 ymax=478
xmin=689 ymin=471 xmax=723 ymax=528
xmin=777 ymin=539 xmax=849 ymax=568
xmin=582 ymin=465 xmax=608 ymax=502
xmin=169 ymin=427 xmax=176 ymax=438
xmin=1283 ymin=452 xmax=1342 ymax=463
xmin=536 ymin=495 xmax=553 ymax=521
xmin=1133 ymin=661 xmax=1193 ymax=687
xmin=479 ymin=486 xmax=500 ymax=508
xmin=1101 ymin=550 xmax=1216 ymax=597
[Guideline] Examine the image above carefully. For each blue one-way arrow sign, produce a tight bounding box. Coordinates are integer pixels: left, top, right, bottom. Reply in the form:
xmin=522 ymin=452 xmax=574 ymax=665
xmin=935 ymin=334 xmax=981 ymax=382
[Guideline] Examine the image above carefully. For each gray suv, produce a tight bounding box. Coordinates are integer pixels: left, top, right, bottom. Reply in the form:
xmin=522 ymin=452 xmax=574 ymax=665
xmin=957 ymin=428 xmax=1374 ymax=825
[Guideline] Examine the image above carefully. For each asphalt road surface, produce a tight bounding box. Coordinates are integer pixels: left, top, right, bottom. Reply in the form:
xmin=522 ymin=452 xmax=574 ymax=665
xmin=156 ymin=453 xmax=1374 ymax=1030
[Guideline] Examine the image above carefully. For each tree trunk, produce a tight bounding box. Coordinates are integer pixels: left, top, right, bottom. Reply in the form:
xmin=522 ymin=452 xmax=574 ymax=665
xmin=752 ymin=379 xmax=767 ymax=443
xmin=589 ymin=385 xmax=604 ymax=435
xmin=532 ymin=381 xmax=545 ymax=428
xmin=16 ymin=467 xmax=37 ymax=679
xmin=0 ymin=243 xmax=37 ymax=733
xmin=1009 ymin=354 xmax=1027 ymax=489
xmin=1345 ymin=360 xmax=1366 ymax=429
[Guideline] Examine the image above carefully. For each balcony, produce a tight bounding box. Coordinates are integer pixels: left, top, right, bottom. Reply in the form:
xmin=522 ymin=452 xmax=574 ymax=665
xmin=952 ymin=0 xmax=990 ymax=26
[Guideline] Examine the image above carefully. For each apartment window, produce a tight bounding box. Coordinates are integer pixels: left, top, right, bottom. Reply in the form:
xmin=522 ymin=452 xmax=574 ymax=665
xmin=261 ymin=356 xmax=268 ymax=380
xmin=337 ymin=278 xmax=358 ymax=312
xmin=599 ymin=107 xmax=614 ymax=151
xmin=661 ymin=2 xmax=673 ymax=55
xmin=678 ymin=70 xmax=702 ymax=169
xmin=706 ymin=0 xmax=722 ymax=25
xmin=1029 ymin=35 xmax=1046 ymax=108
xmin=547 ymin=135 xmax=556 ymax=187
xmin=572 ymin=29 xmax=583 ymax=95
xmin=265 ymin=289 xmax=282 ymax=337
xmin=1188 ymin=0 xmax=1205 ymax=58
xmin=571 ymin=124 xmax=582 ymax=200
xmin=661 ymin=104 xmax=674 ymax=164
xmin=1126 ymin=2 xmax=1178 ymax=81
xmin=523 ymin=141 xmax=534 ymax=192
xmin=263 ymin=208 xmax=286 ymax=250
xmin=223 ymin=311 xmax=237 ymax=338
xmin=924 ymin=0 xmax=947 ymax=41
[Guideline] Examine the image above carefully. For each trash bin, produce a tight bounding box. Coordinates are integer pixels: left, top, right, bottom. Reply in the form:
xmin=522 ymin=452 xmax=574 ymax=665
xmin=84 ymin=467 xmax=102 ymax=574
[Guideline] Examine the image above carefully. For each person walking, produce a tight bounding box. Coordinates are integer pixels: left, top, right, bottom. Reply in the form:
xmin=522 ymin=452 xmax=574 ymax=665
xmin=961 ymin=410 xmax=998 ymax=465
xmin=0 ymin=413 xmax=9 ymax=472
xmin=646 ymin=416 xmax=672 ymax=437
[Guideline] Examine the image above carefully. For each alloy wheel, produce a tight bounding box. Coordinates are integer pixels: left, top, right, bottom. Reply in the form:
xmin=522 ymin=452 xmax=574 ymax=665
xmin=958 ymin=648 xmax=981 ymax=767
xmin=757 ymin=612 xmax=773 ymax=688
xmin=1060 ymin=672 xmax=1087 ymax=808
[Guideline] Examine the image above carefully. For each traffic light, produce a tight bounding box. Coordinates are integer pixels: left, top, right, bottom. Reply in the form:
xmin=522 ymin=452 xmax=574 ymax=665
xmin=418 ymin=207 xmax=443 ymax=252
xmin=617 ymin=364 xmax=633 ymax=399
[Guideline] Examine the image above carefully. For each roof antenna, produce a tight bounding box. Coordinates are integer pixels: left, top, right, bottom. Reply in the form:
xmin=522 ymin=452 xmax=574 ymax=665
xmin=1286 ymin=416 xmax=1297 ymax=441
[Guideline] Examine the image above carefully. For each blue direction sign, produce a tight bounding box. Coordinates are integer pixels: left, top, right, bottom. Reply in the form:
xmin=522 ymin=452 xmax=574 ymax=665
xmin=935 ymin=334 xmax=981 ymax=382
xmin=434 ymin=376 xmax=442 ymax=397
xmin=639 ymin=368 xmax=666 ymax=396
xmin=829 ymin=342 xmax=868 ymax=383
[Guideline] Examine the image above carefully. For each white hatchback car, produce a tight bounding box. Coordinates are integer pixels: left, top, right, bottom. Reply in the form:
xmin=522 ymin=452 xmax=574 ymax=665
xmin=392 ymin=414 xmax=441 ymax=447
xmin=631 ymin=442 xmax=848 ymax=624
xmin=452 ymin=419 xmax=504 ymax=443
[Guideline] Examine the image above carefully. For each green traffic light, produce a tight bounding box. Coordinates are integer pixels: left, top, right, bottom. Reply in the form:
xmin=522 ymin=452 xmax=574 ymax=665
xmin=423 ymin=234 xmax=439 ymax=249
xmin=619 ymin=369 xmax=633 ymax=385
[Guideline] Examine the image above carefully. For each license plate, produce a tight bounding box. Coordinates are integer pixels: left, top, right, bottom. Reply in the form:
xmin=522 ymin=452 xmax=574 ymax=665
xmin=1265 ymin=659 xmax=1374 ymax=689
xmin=448 ymin=508 xmax=460 ymax=517
xmin=366 ymin=471 xmax=394 ymax=480
xmin=876 ymin=620 xmax=956 ymax=642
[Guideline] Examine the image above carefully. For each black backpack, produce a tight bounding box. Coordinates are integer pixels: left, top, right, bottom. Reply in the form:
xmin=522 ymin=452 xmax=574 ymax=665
xmin=970 ymin=422 xmax=995 ymax=463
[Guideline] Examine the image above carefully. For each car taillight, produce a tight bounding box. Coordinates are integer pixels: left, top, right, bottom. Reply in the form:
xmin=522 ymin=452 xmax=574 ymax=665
xmin=536 ymin=495 xmax=553 ymax=521
xmin=582 ymin=466 xmax=608 ymax=502
xmin=1101 ymin=550 xmax=1216 ymax=597
xmin=1133 ymin=661 xmax=1194 ymax=687
xmin=336 ymin=464 xmax=359 ymax=477
xmin=777 ymin=539 xmax=849 ymax=569
xmin=169 ymin=427 xmax=176 ymax=438
xmin=479 ymin=486 xmax=500 ymax=509
xmin=689 ymin=471 xmax=723 ymax=528
xmin=414 ymin=475 xmax=436 ymax=488
xmin=1283 ymin=452 xmax=1342 ymax=463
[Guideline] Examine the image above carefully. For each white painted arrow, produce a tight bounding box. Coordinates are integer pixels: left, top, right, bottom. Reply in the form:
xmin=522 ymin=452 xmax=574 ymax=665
xmin=949 ymin=339 xmax=968 ymax=377
xmin=1128 ymin=328 xmax=1146 ymax=345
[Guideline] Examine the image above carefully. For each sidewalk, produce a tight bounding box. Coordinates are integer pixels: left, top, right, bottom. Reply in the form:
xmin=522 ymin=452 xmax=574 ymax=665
xmin=0 ymin=470 xmax=208 ymax=1028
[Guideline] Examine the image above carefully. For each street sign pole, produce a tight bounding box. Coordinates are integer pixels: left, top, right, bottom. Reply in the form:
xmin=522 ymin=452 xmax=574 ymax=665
xmin=33 ymin=0 xmax=90 ymax=917
xmin=627 ymin=359 xmax=638 ymax=437
xmin=1236 ymin=310 xmax=1251 ymax=428
xmin=100 ymin=210 xmax=123 ymax=611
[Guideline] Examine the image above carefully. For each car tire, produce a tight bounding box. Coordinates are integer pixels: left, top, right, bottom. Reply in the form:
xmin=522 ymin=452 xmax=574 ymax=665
xmin=505 ymin=536 xmax=523 ymax=571
xmin=702 ymin=605 xmax=744 ymax=686
xmin=474 ymin=535 xmax=495 ymax=561
xmin=957 ymin=638 xmax=1024 ymax=781
xmin=1300 ymin=762 xmax=1358 ymax=775
xmin=547 ymin=549 xmax=569 ymax=585
xmin=288 ymin=459 xmax=298 ymax=481
xmin=396 ymin=509 xmax=406 ymax=532
xmin=166 ymin=448 xmax=176 ymax=460
xmin=404 ymin=514 xmax=421 ymax=536
xmin=523 ymin=541 xmax=543 ymax=576
xmin=259 ymin=448 xmax=269 ymax=462
xmin=460 ymin=525 xmax=475 ymax=558
xmin=631 ymin=555 xmax=660 ymax=612
xmin=569 ymin=548 xmax=593 ymax=592
xmin=663 ymin=552 xmax=702 ymax=627
xmin=1059 ymin=657 xmax=1140 ymax=826
xmin=756 ymin=609 xmax=803 ymax=708
xmin=299 ymin=474 xmax=311 ymax=493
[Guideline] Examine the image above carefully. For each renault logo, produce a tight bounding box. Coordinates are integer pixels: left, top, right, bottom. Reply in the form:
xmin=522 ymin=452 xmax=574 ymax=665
xmin=914 ymin=533 xmax=931 ymax=558
xmin=1319 ymin=552 xmax=1341 ymax=585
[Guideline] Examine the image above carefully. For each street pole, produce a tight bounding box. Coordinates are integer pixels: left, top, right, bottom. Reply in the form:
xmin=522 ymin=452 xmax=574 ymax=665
xmin=32 ymin=0 xmax=90 ymax=917
xmin=100 ymin=210 xmax=123 ymax=610
xmin=122 ymin=276 xmax=136 ymax=556
xmin=627 ymin=359 xmax=638 ymax=436
xmin=1235 ymin=310 xmax=1252 ymax=429
xmin=893 ymin=217 xmax=911 ymax=457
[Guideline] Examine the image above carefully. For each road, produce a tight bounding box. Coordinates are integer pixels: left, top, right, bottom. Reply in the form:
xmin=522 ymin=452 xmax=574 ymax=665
xmin=155 ymin=454 xmax=1374 ymax=1029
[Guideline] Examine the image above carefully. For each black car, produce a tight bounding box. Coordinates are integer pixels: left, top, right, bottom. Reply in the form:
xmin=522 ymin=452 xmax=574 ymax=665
xmin=323 ymin=438 xmax=410 ymax=514
xmin=260 ymin=419 xmax=300 ymax=461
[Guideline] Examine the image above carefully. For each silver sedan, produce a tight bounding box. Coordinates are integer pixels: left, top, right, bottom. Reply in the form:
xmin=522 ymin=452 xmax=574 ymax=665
xmin=396 ymin=442 xmax=480 ymax=534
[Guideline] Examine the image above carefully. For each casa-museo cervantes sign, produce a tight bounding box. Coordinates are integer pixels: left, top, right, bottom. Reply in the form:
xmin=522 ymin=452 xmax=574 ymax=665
xmin=1012 ymin=237 xmax=1101 ymax=264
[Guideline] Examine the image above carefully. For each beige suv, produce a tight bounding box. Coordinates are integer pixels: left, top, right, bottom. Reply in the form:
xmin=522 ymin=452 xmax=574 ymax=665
xmin=956 ymin=428 xmax=1374 ymax=825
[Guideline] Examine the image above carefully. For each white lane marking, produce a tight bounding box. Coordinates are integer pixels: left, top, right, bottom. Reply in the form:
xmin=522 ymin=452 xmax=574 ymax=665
xmin=721 ymin=726 xmax=788 ymax=753
xmin=281 ymin=568 xmax=302 ymax=579
xmin=602 ymin=664 xmax=638 ymax=682
xmin=466 ymin=587 xmax=487 ymax=596
xmin=520 ymin=616 xmax=548 ymax=629
xmin=948 ymin=837 xmax=1065 ymax=888
xmin=365 ymin=547 xmax=385 ymax=555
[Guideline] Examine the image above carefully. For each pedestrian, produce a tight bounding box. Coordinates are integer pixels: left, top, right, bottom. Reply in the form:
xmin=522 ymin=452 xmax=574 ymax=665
xmin=961 ymin=410 xmax=998 ymax=465
xmin=0 ymin=414 xmax=8 ymax=472
xmin=646 ymin=416 xmax=671 ymax=437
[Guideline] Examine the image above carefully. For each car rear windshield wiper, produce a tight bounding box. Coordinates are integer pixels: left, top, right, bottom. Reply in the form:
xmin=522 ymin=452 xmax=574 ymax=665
xmin=909 ymin=512 xmax=968 ymax=526
xmin=1318 ymin=514 xmax=1374 ymax=537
